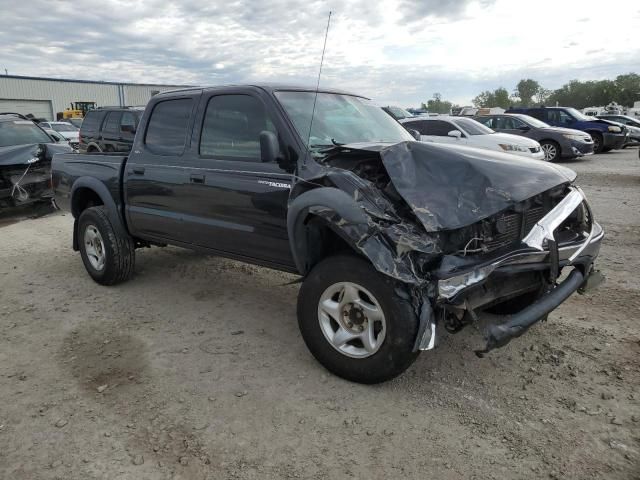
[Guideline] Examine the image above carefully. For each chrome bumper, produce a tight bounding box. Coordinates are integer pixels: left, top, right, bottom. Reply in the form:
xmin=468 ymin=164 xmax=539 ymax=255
xmin=438 ymin=187 xmax=602 ymax=301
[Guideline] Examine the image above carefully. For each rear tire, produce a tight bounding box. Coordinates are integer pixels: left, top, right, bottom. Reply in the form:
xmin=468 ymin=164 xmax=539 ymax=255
xmin=540 ymin=140 xmax=560 ymax=162
xmin=78 ymin=206 xmax=135 ymax=285
xmin=297 ymin=254 xmax=420 ymax=384
xmin=591 ymin=133 xmax=604 ymax=153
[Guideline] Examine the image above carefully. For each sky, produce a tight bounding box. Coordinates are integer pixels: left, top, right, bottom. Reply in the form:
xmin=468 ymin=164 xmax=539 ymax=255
xmin=1 ymin=0 xmax=639 ymax=107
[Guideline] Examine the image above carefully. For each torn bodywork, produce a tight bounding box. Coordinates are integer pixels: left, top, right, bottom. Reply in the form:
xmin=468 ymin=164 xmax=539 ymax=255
xmin=288 ymin=141 xmax=604 ymax=354
xmin=0 ymin=143 xmax=71 ymax=208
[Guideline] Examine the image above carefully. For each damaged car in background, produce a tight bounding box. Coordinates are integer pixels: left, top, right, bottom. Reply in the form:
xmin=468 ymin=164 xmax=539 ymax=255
xmin=52 ymin=86 xmax=604 ymax=384
xmin=0 ymin=113 xmax=72 ymax=209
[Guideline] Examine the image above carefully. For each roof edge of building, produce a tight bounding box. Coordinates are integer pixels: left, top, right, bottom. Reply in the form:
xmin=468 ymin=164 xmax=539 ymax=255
xmin=0 ymin=73 xmax=193 ymax=88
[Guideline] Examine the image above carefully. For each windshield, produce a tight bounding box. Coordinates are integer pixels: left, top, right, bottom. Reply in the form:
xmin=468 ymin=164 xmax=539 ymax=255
xmin=387 ymin=106 xmax=413 ymax=120
xmin=275 ymin=91 xmax=414 ymax=152
xmin=0 ymin=120 xmax=51 ymax=147
xmin=452 ymin=117 xmax=494 ymax=135
xmin=517 ymin=114 xmax=550 ymax=128
xmin=52 ymin=123 xmax=77 ymax=132
xmin=565 ymin=108 xmax=591 ymax=121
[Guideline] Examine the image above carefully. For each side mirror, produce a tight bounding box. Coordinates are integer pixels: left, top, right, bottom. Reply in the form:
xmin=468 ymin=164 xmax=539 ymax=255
xmin=518 ymin=125 xmax=530 ymax=131
xmin=260 ymin=130 xmax=280 ymax=163
xmin=121 ymin=125 xmax=136 ymax=134
xmin=447 ymin=130 xmax=462 ymax=139
xmin=408 ymin=129 xmax=421 ymax=141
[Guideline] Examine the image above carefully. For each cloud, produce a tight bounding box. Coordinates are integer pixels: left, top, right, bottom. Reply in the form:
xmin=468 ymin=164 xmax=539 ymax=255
xmin=0 ymin=0 xmax=638 ymax=106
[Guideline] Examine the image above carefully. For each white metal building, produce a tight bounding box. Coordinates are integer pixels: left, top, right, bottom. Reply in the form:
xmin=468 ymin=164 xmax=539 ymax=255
xmin=0 ymin=75 xmax=191 ymax=121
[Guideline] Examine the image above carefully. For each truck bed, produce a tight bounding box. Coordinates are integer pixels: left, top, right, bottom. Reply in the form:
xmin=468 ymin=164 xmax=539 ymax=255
xmin=51 ymin=153 xmax=127 ymax=215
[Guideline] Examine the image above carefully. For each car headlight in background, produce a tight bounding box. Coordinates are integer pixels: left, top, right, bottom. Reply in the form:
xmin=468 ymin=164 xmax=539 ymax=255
xmin=563 ymin=133 xmax=588 ymax=141
xmin=608 ymin=126 xmax=622 ymax=133
xmin=499 ymin=144 xmax=529 ymax=152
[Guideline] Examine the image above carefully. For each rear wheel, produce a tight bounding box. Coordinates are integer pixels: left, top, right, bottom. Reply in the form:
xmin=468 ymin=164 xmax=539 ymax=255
xmin=78 ymin=206 xmax=135 ymax=285
xmin=591 ymin=132 xmax=604 ymax=153
xmin=540 ymin=140 xmax=560 ymax=162
xmin=297 ymin=254 xmax=420 ymax=384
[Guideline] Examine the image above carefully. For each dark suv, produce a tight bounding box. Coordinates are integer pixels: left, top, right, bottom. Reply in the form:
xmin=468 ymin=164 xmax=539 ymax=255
xmin=506 ymin=106 xmax=628 ymax=153
xmin=79 ymin=107 xmax=143 ymax=153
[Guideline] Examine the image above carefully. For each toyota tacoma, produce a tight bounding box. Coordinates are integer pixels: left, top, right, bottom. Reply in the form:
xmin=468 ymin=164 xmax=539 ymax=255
xmin=51 ymin=85 xmax=604 ymax=383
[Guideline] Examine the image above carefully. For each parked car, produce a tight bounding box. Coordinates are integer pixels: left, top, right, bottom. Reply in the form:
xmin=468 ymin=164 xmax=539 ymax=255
xmin=596 ymin=115 xmax=640 ymax=147
xmin=400 ymin=115 xmax=545 ymax=160
xmin=474 ymin=113 xmax=594 ymax=161
xmin=506 ymin=106 xmax=628 ymax=153
xmin=79 ymin=107 xmax=144 ymax=153
xmin=52 ymin=85 xmax=604 ymax=384
xmin=42 ymin=128 xmax=70 ymax=144
xmin=0 ymin=113 xmax=72 ymax=208
xmin=39 ymin=121 xmax=80 ymax=149
xmin=382 ymin=106 xmax=414 ymax=121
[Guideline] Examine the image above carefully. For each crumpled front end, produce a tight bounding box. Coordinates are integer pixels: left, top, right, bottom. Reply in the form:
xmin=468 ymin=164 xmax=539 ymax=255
xmin=292 ymin=141 xmax=603 ymax=355
xmin=434 ymin=186 xmax=604 ymax=355
xmin=0 ymin=143 xmax=71 ymax=208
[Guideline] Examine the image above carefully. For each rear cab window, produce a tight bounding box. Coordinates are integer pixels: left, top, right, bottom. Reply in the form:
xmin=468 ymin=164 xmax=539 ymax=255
xmin=144 ymin=98 xmax=194 ymax=155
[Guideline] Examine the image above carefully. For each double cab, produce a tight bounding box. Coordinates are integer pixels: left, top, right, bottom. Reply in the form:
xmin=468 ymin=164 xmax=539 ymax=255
xmin=52 ymin=85 xmax=604 ymax=383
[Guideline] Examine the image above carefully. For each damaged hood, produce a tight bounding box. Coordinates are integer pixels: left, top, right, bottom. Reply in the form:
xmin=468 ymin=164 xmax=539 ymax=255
xmin=0 ymin=143 xmax=71 ymax=167
xmin=344 ymin=141 xmax=576 ymax=232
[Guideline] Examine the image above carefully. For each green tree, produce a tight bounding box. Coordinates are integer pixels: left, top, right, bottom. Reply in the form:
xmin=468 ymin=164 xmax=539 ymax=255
xmin=514 ymin=79 xmax=541 ymax=107
xmin=426 ymin=93 xmax=453 ymax=114
xmin=472 ymin=87 xmax=511 ymax=108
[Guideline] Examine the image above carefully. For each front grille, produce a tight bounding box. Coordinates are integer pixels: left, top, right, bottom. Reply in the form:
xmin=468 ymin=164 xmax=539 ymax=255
xmin=483 ymin=206 xmax=548 ymax=251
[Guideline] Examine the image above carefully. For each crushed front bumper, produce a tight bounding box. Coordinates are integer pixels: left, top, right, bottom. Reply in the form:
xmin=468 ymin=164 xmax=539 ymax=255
xmin=435 ymin=186 xmax=604 ymax=353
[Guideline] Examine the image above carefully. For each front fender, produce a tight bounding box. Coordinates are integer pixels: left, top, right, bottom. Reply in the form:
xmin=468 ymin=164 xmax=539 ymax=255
xmin=287 ymin=187 xmax=439 ymax=285
xmin=287 ymin=187 xmax=367 ymax=275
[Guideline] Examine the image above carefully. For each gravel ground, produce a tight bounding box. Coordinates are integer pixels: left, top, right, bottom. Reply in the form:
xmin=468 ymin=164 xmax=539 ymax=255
xmin=0 ymin=148 xmax=639 ymax=480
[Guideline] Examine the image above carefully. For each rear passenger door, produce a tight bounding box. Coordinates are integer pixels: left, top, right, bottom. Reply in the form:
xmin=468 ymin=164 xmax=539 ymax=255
xmin=182 ymin=90 xmax=294 ymax=266
xmin=125 ymin=94 xmax=200 ymax=243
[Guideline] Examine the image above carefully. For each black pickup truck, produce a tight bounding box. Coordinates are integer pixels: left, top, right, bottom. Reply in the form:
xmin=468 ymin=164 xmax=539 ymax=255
xmin=52 ymin=85 xmax=604 ymax=383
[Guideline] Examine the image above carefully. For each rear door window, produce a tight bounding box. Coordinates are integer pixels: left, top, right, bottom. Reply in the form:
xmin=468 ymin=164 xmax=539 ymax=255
xmin=200 ymin=94 xmax=277 ymax=161
xmin=120 ymin=112 xmax=138 ymax=134
xmin=145 ymin=98 xmax=194 ymax=155
xmin=103 ymin=112 xmax=121 ymax=136
xmin=410 ymin=120 xmax=453 ymax=136
xmin=80 ymin=111 xmax=107 ymax=135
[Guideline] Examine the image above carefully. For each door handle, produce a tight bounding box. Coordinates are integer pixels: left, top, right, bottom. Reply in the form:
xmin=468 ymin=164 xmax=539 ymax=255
xmin=131 ymin=167 xmax=145 ymax=175
xmin=190 ymin=174 xmax=205 ymax=184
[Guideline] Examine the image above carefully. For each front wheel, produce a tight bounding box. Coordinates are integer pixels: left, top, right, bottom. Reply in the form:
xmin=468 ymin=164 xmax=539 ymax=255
xmin=297 ymin=254 xmax=420 ymax=384
xmin=78 ymin=206 xmax=135 ymax=285
xmin=591 ymin=132 xmax=604 ymax=153
xmin=540 ymin=140 xmax=560 ymax=162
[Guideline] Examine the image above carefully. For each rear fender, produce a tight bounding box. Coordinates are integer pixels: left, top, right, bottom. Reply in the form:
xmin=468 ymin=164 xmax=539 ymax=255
xmin=70 ymin=177 xmax=127 ymax=249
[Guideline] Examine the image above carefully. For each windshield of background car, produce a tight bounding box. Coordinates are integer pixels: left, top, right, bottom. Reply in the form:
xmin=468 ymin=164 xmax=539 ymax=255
xmin=388 ymin=107 xmax=413 ymax=119
xmin=517 ymin=114 xmax=549 ymax=128
xmin=565 ymin=108 xmax=591 ymax=121
xmin=0 ymin=120 xmax=51 ymax=147
xmin=452 ymin=117 xmax=494 ymax=135
xmin=275 ymin=91 xmax=414 ymax=152
xmin=52 ymin=123 xmax=77 ymax=132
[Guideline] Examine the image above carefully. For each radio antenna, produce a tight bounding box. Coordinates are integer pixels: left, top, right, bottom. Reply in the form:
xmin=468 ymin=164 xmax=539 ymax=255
xmin=305 ymin=11 xmax=332 ymax=158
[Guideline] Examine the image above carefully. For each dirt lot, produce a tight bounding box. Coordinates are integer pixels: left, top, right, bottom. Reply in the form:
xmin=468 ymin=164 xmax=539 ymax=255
xmin=1 ymin=149 xmax=639 ymax=480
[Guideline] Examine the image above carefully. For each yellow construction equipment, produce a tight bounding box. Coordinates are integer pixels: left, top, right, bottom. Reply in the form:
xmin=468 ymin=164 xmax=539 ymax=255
xmin=58 ymin=102 xmax=97 ymax=120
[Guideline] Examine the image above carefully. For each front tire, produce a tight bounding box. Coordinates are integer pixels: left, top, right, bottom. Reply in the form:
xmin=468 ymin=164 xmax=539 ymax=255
xmin=78 ymin=206 xmax=135 ymax=285
xmin=540 ymin=140 xmax=560 ymax=162
xmin=297 ymin=254 xmax=420 ymax=384
xmin=591 ymin=133 xmax=604 ymax=153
